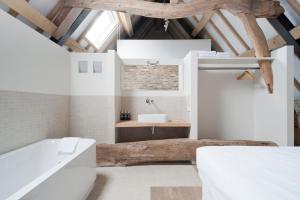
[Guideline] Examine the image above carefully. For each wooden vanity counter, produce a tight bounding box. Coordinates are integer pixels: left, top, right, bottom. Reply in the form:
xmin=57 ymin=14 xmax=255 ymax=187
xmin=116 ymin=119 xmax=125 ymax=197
xmin=115 ymin=120 xmax=191 ymax=128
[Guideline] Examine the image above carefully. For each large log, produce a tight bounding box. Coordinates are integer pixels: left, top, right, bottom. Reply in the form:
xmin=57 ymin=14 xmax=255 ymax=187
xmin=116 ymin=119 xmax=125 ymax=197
xmin=62 ymin=0 xmax=284 ymax=19
xmin=97 ymin=139 xmax=277 ymax=166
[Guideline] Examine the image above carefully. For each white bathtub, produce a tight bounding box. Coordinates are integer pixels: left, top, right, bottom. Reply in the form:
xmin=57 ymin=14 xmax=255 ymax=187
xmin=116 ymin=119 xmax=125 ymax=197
xmin=0 ymin=138 xmax=96 ymax=200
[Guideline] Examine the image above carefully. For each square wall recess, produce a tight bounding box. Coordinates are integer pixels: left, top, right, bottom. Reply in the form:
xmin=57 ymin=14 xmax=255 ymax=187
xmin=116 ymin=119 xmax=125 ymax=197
xmin=93 ymin=61 xmax=102 ymax=73
xmin=78 ymin=61 xmax=88 ymax=73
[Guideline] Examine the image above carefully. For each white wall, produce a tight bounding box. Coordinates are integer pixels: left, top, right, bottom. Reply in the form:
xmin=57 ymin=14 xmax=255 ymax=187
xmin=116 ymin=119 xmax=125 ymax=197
xmin=117 ymin=40 xmax=211 ymax=59
xmin=69 ymin=51 xmax=122 ymax=144
xmin=0 ymin=9 xmax=70 ymax=154
xmin=254 ymin=46 xmax=294 ymax=146
xmin=197 ymin=47 xmax=294 ymax=145
xmin=0 ymin=9 xmax=70 ymax=95
xmin=70 ymin=51 xmax=118 ymax=96
xmin=198 ymin=71 xmax=255 ymax=140
xmin=184 ymin=52 xmax=199 ymax=139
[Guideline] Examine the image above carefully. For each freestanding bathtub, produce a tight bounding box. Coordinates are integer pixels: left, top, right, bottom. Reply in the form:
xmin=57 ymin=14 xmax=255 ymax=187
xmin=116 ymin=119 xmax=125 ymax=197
xmin=0 ymin=138 xmax=96 ymax=200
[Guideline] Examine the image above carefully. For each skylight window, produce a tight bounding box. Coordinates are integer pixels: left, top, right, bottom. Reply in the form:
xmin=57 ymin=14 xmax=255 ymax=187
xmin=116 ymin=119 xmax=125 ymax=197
xmin=85 ymin=11 xmax=118 ymax=49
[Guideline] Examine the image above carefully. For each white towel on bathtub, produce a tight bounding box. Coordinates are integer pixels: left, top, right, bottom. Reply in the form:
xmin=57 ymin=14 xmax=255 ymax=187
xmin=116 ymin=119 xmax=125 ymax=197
xmin=58 ymin=137 xmax=79 ymax=154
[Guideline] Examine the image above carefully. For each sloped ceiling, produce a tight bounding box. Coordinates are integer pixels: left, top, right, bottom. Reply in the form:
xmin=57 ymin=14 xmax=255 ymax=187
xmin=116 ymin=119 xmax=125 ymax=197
xmin=0 ymin=0 xmax=299 ymax=55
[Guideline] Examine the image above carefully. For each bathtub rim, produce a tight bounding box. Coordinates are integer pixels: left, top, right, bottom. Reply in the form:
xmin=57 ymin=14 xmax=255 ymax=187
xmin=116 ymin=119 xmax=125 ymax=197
xmin=3 ymin=138 xmax=96 ymax=200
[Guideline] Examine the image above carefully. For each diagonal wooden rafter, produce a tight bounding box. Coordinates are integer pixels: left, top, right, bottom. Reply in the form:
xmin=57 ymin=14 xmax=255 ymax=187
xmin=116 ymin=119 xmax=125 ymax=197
xmin=56 ymin=9 xmax=90 ymax=45
xmin=65 ymin=39 xmax=87 ymax=52
xmin=287 ymin=0 xmax=300 ymax=16
xmin=192 ymin=12 xmax=214 ymax=37
xmin=62 ymin=0 xmax=284 ymax=19
xmin=53 ymin=8 xmax=83 ymax=39
xmin=35 ymin=1 xmax=64 ymax=33
xmin=216 ymin=10 xmax=250 ymax=50
xmin=171 ymin=20 xmax=192 ymax=39
xmin=7 ymin=0 xmax=30 ymax=17
xmin=168 ymin=22 xmax=186 ymax=39
xmin=52 ymin=7 xmax=73 ymax=27
xmin=268 ymin=15 xmax=300 ymax=57
xmin=208 ymin=20 xmax=238 ymax=55
xmin=46 ymin=1 xmax=64 ymax=22
xmin=134 ymin=18 xmax=155 ymax=39
xmin=241 ymin=25 xmax=300 ymax=57
xmin=190 ymin=16 xmax=224 ymax=52
xmin=1 ymin=0 xmax=58 ymax=35
xmin=0 ymin=0 xmax=86 ymax=52
xmin=202 ymin=28 xmax=224 ymax=52
xmin=117 ymin=12 xmax=134 ymax=37
xmin=295 ymin=78 xmax=300 ymax=93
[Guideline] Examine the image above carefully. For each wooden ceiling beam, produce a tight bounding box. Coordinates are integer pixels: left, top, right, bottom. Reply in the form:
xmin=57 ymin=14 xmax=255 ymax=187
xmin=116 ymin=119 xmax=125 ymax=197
xmin=171 ymin=20 xmax=192 ymax=39
xmin=53 ymin=8 xmax=83 ymax=39
xmin=168 ymin=23 xmax=184 ymax=39
xmin=132 ymin=17 xmax=154 ymax=39
xmin=0 ymin=0 xmax=86 ymax=52
xmin=208 ymin=20 xmax=238 ymax=55
xmin=268 ymin=15 xmax=300 ymax=57
xmin=56 ymin=9 xmax=90 ymax=45
xmin=46 ymin=1 xmax=64 ymax=22
xmin=240 ymin=25 xmax=300 ymax=57
xmin=62 ymin=0 xmax=284 ymax=19
xmin=52 ymin=7 xmax=72 ymax=26
xmin=1 ymin=0 xmax=57 ymax=35
xmin=65 ymin=39 xmax=88 ymax=52
xmin=117 ymin=12 xmax=134 ymax=37
xmin=36 ymin=1 xmax=64 ymax=33
xmin=192 ymin=12 xmax=214 ymax=37
xmin=7 ymin=0 xmax=30 ymax=17
xmin=216 ymin=10 xmax=250 ymax=50
xmin=295 ymin=78 xmax=300 ymax=93
xmin=287 ymin=0 xmax=300 ymax=16
xmin=202 ymin=28 xmax=224 ymax=52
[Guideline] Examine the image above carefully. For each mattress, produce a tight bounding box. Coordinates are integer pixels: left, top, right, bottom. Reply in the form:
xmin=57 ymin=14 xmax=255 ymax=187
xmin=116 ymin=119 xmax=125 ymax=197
xmin=196 ymin=146 xmax=300 ymax=200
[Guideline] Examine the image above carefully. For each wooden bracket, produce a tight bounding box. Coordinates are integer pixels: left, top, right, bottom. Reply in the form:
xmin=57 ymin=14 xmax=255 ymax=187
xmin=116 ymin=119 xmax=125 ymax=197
xmin=236 ymin=71 xmax=256 ymax=80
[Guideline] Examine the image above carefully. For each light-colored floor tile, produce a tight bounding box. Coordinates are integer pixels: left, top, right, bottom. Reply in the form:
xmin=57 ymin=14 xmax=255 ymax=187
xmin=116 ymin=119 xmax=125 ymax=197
xmin=87 ymin=165 xmax=201 ymax=200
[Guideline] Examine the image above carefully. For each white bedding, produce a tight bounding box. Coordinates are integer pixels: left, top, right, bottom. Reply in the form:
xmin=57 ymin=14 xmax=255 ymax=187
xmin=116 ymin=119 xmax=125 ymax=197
xmin=196 ymin=146 xmax=300 ymax=200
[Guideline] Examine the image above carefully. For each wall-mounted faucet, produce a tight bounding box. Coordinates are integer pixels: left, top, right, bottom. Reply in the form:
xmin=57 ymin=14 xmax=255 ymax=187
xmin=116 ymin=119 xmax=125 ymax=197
xmin=146 ymin=97 xmax=154 ymax=105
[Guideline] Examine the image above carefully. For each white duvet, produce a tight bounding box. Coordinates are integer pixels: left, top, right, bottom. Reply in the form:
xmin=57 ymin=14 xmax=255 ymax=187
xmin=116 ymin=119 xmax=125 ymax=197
xmin=196 ymin=146 xmax=300 ymax=200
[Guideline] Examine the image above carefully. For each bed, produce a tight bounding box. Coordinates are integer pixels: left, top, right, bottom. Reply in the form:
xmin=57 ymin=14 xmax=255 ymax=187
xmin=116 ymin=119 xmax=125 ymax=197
xmin=196 ymin=146 xmax=300 ymax=200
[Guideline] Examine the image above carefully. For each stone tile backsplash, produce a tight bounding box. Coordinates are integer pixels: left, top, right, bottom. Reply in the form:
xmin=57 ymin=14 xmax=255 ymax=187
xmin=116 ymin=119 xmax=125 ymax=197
xmin=0 ymin=91 xmax=69 ymax=154
xmin=70 ymin=96 xmax=117 ymax=144
xmin=123 ymin=65 xmax=179 ymax=90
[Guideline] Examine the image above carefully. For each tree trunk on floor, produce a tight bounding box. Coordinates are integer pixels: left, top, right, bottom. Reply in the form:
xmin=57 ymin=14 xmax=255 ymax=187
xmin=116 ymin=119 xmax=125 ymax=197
xmin=96 ymin=139 xmax=277 ymax=166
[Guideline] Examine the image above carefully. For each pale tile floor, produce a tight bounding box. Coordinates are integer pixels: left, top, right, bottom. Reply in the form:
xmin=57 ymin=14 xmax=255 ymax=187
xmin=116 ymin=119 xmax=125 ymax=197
xmin=87 ymin=165 xmax=202 ymax=200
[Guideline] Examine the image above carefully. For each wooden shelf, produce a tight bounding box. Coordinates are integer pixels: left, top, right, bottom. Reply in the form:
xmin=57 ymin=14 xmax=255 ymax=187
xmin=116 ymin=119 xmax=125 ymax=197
xmin=115 ymin=120 xmax=191 ymax=128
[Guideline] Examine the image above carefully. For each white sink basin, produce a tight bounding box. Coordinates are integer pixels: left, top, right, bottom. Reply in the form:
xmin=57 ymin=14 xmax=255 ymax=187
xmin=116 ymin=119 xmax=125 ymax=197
xmin=138 ymin=114 xmax=168 ymax=123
